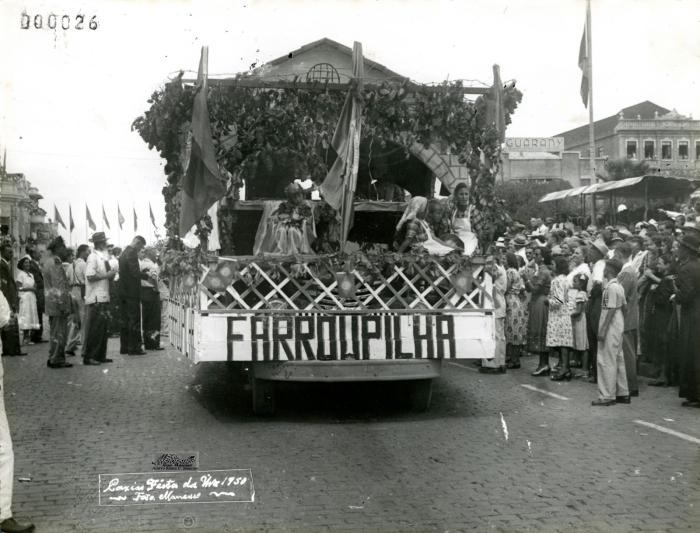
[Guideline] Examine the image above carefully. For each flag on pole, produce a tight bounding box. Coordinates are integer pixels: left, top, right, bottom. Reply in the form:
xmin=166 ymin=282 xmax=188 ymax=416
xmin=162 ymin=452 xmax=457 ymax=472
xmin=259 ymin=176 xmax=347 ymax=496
xmin=117 ymin=204 xmax=125 ymax=229
xmin=69 ymin=205 xmax=75 ymax=232
xmin=102 ymin=204 xmax=111 ymax=230
xmin=578 ymin=3 xmax=591 ymax=107
xmin=178 ymin=46 xmax=226 ymax=237
xmin=54 ymin=205 xmax=66 ymax=230
xmin=319 ymin=41 xmax=364 ymax=250
xmin=86 ymin=204 xmax=96 ymax=231
xmin=133 ymin=207 xmax=138 ymax=231
xmin=149 ymin=203 xmax=157 ymax=228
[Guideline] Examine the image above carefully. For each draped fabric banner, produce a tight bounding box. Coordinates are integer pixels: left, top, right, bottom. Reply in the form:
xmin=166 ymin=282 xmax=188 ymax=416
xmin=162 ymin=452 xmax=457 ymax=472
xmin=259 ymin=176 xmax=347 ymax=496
xmin=117 ymin=205 xmax=125 ymax=230
xmin=102 ymin=204 xmax=111 ymax=230
xmin=319 ymin=41 xmax=364 ymax=250
xmin=178 ymin=46 xmax=226 ymax=237
xmin=54 ymin=205 xmax=66 ymax=230
xmin=86 ymin=204 xmax=97 ymax=231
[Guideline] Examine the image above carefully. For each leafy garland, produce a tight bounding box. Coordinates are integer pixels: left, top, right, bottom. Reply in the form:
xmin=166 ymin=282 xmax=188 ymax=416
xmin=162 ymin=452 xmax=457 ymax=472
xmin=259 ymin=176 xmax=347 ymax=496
xmin=132 ymin=71 xmax=522 ymax=273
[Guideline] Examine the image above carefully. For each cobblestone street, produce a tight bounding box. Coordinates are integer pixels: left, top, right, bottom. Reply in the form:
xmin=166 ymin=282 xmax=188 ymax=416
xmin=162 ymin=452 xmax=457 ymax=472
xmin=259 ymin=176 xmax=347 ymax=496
xmin=1 ymin=339 xmax=698 ymax=532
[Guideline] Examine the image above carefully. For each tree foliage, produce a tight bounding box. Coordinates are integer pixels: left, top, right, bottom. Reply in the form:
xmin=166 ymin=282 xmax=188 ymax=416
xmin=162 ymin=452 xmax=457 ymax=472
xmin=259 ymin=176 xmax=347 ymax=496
xmin=604 ymin=158 xmax=650 ymax=181
xmin=132 ymin=72 xmax=522 ymax=252
xmin=495 ymin=179 xmax=576 ymax=223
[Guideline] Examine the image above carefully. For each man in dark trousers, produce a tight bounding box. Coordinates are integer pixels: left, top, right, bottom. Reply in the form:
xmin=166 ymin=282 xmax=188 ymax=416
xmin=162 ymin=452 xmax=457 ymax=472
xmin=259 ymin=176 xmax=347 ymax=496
xmin=676 ymin=233 xmax=700 ymax=407
xmin=0 ymin=244 xmax=26 ymax=357
xmin=119 ymin=236 xmax=149 ymax=355
xmin=25 ymin=246 xmax=45 ymax=343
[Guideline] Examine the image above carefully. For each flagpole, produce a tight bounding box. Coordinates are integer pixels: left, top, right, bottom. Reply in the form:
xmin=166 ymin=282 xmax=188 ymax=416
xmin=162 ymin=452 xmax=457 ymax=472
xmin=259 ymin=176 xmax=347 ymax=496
xmin=587 ymin=0 xmax=596 ymax=224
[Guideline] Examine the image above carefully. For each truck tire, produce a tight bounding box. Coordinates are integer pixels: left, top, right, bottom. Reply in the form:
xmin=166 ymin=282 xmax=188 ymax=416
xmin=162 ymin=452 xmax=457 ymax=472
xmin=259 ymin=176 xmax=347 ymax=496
xmin=408 ymin=379 xmax=433 ymax=412
xmin=252 ymin=378 xmax=275 ymax=415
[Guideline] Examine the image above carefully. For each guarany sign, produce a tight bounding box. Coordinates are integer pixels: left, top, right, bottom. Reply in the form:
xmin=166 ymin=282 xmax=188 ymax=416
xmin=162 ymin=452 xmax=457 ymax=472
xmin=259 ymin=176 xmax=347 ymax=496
xmin=504 ymin=137 xmax=565 ymax=152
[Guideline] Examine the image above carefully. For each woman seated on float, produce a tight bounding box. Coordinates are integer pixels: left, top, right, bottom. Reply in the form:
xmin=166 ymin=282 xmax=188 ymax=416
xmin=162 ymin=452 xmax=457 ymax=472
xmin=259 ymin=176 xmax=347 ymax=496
xmin=254 ymin=182 xmax=316 ymax=255
xmin=443 ymin=182 xmax=479 ymax=256
xmin=393 ymin=197 xmax=457 ymax=256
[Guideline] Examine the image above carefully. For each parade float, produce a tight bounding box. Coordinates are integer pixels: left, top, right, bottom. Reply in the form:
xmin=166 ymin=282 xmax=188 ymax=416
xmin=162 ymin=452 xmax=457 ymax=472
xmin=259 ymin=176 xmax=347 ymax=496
xmin=132 ymin=40 xmax=522 ymax=413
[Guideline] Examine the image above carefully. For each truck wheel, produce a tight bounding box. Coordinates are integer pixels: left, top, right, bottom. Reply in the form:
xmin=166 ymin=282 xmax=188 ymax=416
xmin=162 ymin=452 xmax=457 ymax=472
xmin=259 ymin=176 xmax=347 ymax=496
xmin=252 ymin=378 xmax=275 ymax=415
xmin=409 ymin=379 xmax=433 ymax=412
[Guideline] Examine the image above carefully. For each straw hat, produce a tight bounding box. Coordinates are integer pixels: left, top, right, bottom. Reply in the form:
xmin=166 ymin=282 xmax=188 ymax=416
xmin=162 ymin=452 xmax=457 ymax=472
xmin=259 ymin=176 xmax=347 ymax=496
xmin=590 ymin=238 xmax=609 ymax=257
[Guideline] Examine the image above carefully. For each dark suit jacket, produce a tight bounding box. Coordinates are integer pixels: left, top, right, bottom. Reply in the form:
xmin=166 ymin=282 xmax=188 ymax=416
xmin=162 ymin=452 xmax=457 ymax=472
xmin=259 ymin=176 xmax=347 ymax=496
xmin=0 ymin=259 xmax=18 ymax=312
xmin=26 ymin=258 xmax=45 ymax=310
xmin=118 ymin=246 xmax=148 ymax=300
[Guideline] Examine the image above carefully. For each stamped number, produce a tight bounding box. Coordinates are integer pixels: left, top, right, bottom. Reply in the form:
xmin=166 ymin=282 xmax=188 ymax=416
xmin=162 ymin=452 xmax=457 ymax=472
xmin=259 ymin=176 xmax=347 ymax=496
xmin=21 ymin=11 xmax=98 ymax=30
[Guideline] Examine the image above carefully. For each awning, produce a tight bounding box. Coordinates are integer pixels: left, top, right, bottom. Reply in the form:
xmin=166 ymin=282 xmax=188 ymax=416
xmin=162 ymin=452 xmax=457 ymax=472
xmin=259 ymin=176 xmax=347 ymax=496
xmin=538 ymin=175 xmax=695 ymax=203
xmin=592 ymin=175 xmax=695 ymax=197
xmin=538 ymin=184 xmax=602 ymax=203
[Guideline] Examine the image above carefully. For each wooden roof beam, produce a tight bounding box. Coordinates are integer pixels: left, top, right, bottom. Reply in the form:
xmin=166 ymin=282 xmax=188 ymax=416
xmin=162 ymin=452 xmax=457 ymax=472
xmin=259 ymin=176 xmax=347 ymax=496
xmin=182 ymin=77 xmax=491 ymax=95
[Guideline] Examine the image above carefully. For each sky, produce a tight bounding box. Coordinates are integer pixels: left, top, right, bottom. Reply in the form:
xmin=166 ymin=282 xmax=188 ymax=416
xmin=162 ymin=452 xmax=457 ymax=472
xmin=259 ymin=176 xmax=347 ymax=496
xmin=1 ymin=0 xmax=699 ymax=246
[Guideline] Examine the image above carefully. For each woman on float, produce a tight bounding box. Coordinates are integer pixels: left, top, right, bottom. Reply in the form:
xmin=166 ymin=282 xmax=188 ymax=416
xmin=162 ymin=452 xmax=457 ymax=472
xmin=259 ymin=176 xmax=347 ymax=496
xmin=444 ymin=183 xmax=479 ymax=256
xmin=394 ymin=197 xmax=456 ymax=256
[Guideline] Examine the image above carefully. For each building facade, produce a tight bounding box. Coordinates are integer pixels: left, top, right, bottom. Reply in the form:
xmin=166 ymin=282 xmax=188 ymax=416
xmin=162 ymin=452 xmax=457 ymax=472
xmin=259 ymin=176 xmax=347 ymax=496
xmin=501 ymin=151 xmax=607 ymax=186
xmin=0 ymin=163 xmax=55 ymax=257
xmin=557 ymin=101 xmax=700 ymax=180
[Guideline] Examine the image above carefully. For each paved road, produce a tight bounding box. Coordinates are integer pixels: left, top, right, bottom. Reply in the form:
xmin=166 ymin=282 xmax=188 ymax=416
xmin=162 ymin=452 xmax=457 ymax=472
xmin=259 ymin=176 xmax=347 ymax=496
xmin=3 ymin=339 xmax=700 ymax=532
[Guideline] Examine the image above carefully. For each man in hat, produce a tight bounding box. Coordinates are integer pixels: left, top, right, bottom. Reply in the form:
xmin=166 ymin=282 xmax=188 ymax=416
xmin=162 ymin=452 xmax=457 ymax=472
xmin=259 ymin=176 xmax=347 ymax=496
xmin=118 ymin=236 xmax=149 ymax=355
xmin=675 ymin=232 xmax=700 ymax=407
xmin=585 ymin=238 xmax=609 ymax=382
xmin=592 ymin=259 xmax=628 ymax=406
xmin=82 ymin=232 xmax=117 ymax=365
xmin=65 ymin=244 xmax=89 ymax=356
xmin=615 ymin=242 xmax=640 ymax=397
xmin=0 ymin=244 xmax=26 ymax=356
xmin=42 ymin=237 xmax=73 ymax=369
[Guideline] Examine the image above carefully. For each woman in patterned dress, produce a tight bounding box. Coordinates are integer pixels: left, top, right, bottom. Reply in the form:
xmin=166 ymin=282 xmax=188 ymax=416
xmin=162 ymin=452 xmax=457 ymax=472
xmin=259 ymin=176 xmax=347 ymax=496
xmin=504 ymin=252 xmax=526 ymax=369
xmin=524 ymin=247 xmax=552 ymax=376
xmin=547 ymin=257 xmax=574 ymax=381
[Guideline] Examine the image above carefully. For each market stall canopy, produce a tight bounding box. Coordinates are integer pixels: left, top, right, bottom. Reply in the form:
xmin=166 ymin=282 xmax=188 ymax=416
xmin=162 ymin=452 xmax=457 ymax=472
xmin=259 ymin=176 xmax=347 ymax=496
xmin=538 ymin=183 xmax=602 ymax=203
xmin=538 ymin=175 xmax=695 ymax=203
xmin=592 ymin=175 xmax=695 ymax=197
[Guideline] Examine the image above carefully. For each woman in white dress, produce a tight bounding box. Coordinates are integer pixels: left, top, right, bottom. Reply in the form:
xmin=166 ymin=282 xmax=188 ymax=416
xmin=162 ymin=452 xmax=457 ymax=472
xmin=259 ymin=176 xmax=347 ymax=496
xmin=15 ymin=257 xmax=40 ymax=344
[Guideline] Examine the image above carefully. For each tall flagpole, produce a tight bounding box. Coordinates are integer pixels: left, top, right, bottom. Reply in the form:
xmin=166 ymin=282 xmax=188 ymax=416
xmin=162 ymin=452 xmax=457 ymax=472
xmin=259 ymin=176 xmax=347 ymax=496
xmin=587 ymin=0 xmax=596 ymax=224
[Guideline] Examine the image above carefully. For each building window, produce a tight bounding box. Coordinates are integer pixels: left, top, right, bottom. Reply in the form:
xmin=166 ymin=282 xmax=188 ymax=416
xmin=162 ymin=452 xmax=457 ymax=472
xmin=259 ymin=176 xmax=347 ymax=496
xmin=679 ymin=141 xmax=689 ymax=160
xmin=626 ymin=140 xmax=637 ymax=159
xmin=305 ymin=63 xmax=341 ymax=83
xmin=597 ymin=147 xmax=605 ymax=157
xmin=696 ymin=141 xmax=700 ymax=160
xmin=661 ymin=141 xmax=672 ymax=160
xmin=644 ymin=140 xmax=655 ymax=160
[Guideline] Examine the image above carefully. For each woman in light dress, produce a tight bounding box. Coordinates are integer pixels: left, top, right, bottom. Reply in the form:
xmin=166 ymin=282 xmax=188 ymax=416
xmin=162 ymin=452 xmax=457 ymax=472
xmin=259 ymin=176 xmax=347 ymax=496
xmin=15 ymin=257 xmax=40 ymax=344
xmin=394 ymin=197 xmax=456 ymax=256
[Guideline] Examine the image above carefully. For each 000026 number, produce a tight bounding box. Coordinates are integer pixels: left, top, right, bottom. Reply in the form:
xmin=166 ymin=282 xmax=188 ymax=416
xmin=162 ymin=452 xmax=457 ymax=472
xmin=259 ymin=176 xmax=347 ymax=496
xmin=20 ymin=12 xmax=98 ymax=30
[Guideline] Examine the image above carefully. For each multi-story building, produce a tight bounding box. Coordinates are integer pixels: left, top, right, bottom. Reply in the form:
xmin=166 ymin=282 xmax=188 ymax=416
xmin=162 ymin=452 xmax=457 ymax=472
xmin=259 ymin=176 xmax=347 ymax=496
xmin=556 ymin=101 xmax=700 ymax=180
xmin=0 ymin=156 xmax=55 ymax=257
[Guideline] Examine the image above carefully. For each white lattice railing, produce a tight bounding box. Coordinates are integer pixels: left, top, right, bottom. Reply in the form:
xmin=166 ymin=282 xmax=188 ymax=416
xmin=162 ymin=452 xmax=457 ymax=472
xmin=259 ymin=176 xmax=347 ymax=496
xmin=170 ymin=254 xmax=493 ymax=314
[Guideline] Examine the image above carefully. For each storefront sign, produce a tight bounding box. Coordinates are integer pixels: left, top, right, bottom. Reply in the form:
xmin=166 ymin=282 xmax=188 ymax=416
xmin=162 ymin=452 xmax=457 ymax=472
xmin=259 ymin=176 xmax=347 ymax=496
xmin=504 ymin=137 xmax=565 ymax=152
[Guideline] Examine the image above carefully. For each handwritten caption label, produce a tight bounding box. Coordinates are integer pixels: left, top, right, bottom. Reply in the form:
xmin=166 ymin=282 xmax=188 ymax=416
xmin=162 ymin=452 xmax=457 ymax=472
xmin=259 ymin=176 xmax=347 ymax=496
xmin=98 ymin=469 xmax=254 ymax=506
xmin=20 ymin=11 xmax=98 ymax=30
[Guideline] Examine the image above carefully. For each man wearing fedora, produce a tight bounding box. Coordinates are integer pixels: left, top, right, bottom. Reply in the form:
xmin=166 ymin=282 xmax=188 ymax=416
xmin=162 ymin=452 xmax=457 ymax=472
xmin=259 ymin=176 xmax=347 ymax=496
xmin=584 ymin=238 xmax=609 ymax=383
xmin=118 ymin=236 xmax=149 ymax=355
xmin=83 ymin=233 xmax=117 ymax=365
xmin=675 ymin=232 xmax=700 ymax=407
